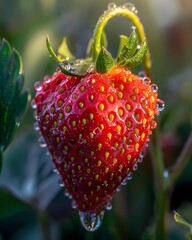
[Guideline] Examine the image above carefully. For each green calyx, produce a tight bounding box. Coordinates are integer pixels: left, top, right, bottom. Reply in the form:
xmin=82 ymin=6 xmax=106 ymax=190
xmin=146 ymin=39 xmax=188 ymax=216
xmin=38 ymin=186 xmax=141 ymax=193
xmin=47 ymin=4 xmax=149 ymax=76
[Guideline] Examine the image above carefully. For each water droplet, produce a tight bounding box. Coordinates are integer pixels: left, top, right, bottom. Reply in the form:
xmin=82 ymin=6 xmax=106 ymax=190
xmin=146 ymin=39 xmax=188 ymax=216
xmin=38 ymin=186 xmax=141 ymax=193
xmin=108 ymin=2 xmax=116 ymax=9
xmin=31 ymin=99 xmax=37 ymax=109
xmin=123 ymin=3 xmax=138 ymax=14
xmin=156 ymin=99 xmax=165 ymax=112
xmin=133 ymin=163 xmax=138 ymax=171
xmin=44 ymin=75 xmax=51 ymax=83
xmin=138 ymin=149 xmax=145 ymax=162
xmin=16 ymin=122 xmax=20 ymax=127
xmin=138 ymin=71 xmax=146 ymax=80
xmin=151 ymin=120 xmax=157 ymax=129
xmin=64 ymin=189 xmax=70 ymax=197
xmin=62 ymin=61 xmax=71 ymax=71
xmin=38 ymin=136 xmax=47 ymax=148
xmin=34 ymin=82 xmax=42 ymax=91
xmin=151 ymin=84 xmax=158 ymax=92
xmin=121 ymin=177 xmax=128 ymax=186
xmin=34 ymin=111 xmax=40 ymax=121
xmin=143 ymin=77 xmax=151 ymax=86
xmin=127 ymin=172 xmax=132 ymax=180
xmin=137 ymin=45 xmax=141 ymax=50
xmin=163 ymin=170 xmax=169 ymax=178
xmin=53 ymin=168 xmax=59 ymax=174
xmin=106 ymin=202 xmax=112 ymax=211
xmin=46 ymin=151 xmax=50 ymax=156
xmin=56 ymin=67 xmax=61 ymax=73
xmin=72 ymin=200 xmax=77 ymax=209
xmin=33 ymin=122 xmax=40 ymax=131
xmin=116 ymin=185 xmax=121 ymax=192
xmin=58 ymin=179 xmax=65 ymax=187
xmin=87 ymin=65 xmax=94 ymax=73
xmin=79 ymin=211 xmax=104 ymax=232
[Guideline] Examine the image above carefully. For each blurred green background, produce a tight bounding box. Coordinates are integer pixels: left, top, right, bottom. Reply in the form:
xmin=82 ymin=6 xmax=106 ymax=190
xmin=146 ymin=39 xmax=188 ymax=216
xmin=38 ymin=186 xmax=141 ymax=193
xmin=0 ymin=0 xmax=192 ymax=239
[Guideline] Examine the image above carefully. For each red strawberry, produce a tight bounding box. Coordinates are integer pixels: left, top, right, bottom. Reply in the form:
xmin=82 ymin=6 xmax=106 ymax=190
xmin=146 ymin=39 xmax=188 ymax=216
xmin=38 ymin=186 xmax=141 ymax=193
xmin=32 ymin=4 xmax=165 ymax=231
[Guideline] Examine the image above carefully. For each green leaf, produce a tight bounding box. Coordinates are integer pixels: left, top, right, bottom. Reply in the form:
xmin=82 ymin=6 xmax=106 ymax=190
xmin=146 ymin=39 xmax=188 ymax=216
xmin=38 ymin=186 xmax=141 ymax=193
xmin=174 ymin=211 xmax=192 ymax=239
xmin=123 ymin=41 xmax=148 ymax=69
xmin=0 ymin=39 xmax=28 ymax=153
xmin=59 ymin=59 xmax=92 ymax=76
xmin=117 ymin=30 xmax=138 ymax=64
xmin=46 ymin=36 xmax=60 ymax=62
xmin=57 ymin=37 xmax=75 ymax=61
xmin=96 ymin=46 xmax=114 ymax=74
xmin=86 ymin=31 xmax=108 ymax=57
xmin=116 ymin=35 xmax=128 ymax=58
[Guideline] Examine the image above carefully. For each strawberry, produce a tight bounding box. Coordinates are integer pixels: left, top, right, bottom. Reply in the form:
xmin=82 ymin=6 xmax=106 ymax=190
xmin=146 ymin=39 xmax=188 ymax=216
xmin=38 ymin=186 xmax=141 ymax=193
xmin=32 ymin=4 xmax=164 ymax=231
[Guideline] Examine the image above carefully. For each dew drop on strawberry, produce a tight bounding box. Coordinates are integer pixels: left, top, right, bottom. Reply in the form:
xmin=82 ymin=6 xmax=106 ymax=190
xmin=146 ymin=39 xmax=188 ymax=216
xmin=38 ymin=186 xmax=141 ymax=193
xmin=156 ymin=99 xmax=165 ymax=112
xmin=31 ymin=99 xmax=37 ymax=109
xmin=34 ymin=82 xmax=43 ymax=91
xmin=79 ymin=211 xmax=104 ymax=232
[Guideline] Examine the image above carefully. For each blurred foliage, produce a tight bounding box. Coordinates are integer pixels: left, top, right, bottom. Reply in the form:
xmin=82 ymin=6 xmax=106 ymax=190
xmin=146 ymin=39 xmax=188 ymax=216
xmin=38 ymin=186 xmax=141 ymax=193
xmin=0 ymin=39 xmax=28 ymax=169
xmin=0 ymin=0 xmax=192 ymax=239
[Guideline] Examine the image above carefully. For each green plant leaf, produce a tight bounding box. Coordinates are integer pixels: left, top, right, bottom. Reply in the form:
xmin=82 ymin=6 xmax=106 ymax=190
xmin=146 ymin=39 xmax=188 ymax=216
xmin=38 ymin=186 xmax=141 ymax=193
xmin=57 ymin=37 xmax=75 ymax=61
xmin=122 ymin=41 xmax=148 ymax=69
xmin=116 ymin=35 xmax=128 ymax=58
xmin=174 ymin=211 xmax=192 ymax=239
xmin=0 ymin=39 xmax=28 ymax=153
xmin=117 ymin=30 xmax=138 ymax=64
xmin=96 ymin=46 xmax=114 ymax=74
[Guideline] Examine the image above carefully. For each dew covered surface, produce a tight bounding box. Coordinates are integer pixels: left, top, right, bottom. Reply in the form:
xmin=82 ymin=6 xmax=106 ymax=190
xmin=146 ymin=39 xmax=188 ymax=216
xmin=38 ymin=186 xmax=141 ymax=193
xmin=34 ymin=67 xmax=162 ymax=213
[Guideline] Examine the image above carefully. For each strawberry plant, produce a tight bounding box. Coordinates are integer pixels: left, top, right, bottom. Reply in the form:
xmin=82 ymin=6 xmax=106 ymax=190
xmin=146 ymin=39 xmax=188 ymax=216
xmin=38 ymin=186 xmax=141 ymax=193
xmin=0 ymin=2 xmax=192 ymax=240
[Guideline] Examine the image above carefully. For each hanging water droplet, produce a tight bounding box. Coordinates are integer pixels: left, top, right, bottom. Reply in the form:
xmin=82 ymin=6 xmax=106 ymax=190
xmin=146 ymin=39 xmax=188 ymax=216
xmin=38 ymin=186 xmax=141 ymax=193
xmin=108 ymin=2 xmax=116 ymax=10
xmin=151 ymin=84 xmax=158 ymax=92
xmin=116 ymin=185 xmax=121 ymax=192
xmin=58 ymin=179 xmax=65 ymax=187
xmin=138 ymin=149 xmax=145 ymax=162
xmin=71 ymin=200 xmax=77 ymax=209
xmin=127 ymin=172 xmax=132 ymax=180
xmin=121 ymin=177 xmax=128 ymax=186
xmin=38 ymin=136 xmax=47 ymax=148
xmin=34 ymin=82 xmax=42 ymax=91
xmin=79 ymin=211 xmax=104 ymax=232
xmin=33 ymin=122 xmax=40 ymax=131
xmin=31 ymin=99 xmax=37 ymax=109
xmin=53 ymin=168 xmax=59 ymax=174
xmin=156 ymin=99 xmax=165 ymax=112
xmin=133 ymin=163 xmax=138 ymax=171
xmin=64 ymin=189 xmax=70 ymax=197
xmin=106 ymin=202 xmax=112 ymax=211
xmin=138 ymin=71 xmax=146 ymax=80
xmin=62 ymin=61 xmax=71 ymax=71
xmin=34 ymin=111 xmax=40 ymax=121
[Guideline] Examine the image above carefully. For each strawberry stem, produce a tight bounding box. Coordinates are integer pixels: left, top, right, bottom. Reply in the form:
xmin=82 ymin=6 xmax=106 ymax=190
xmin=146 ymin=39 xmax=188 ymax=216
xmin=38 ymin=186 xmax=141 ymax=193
xmin=92 ymin=5 xmax=152 ymax=76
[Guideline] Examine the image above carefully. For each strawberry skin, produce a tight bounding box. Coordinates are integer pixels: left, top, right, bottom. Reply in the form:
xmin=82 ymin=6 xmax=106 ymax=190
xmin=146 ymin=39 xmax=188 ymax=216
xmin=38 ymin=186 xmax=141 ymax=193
xmin=35 ymin=67 xmax=159 ymax=213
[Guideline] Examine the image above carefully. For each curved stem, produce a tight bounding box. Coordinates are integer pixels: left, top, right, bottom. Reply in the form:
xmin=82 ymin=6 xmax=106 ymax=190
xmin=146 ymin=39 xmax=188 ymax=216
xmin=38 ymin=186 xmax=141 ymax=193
xmin=92 ymin=6 xmax=151 ymax=76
